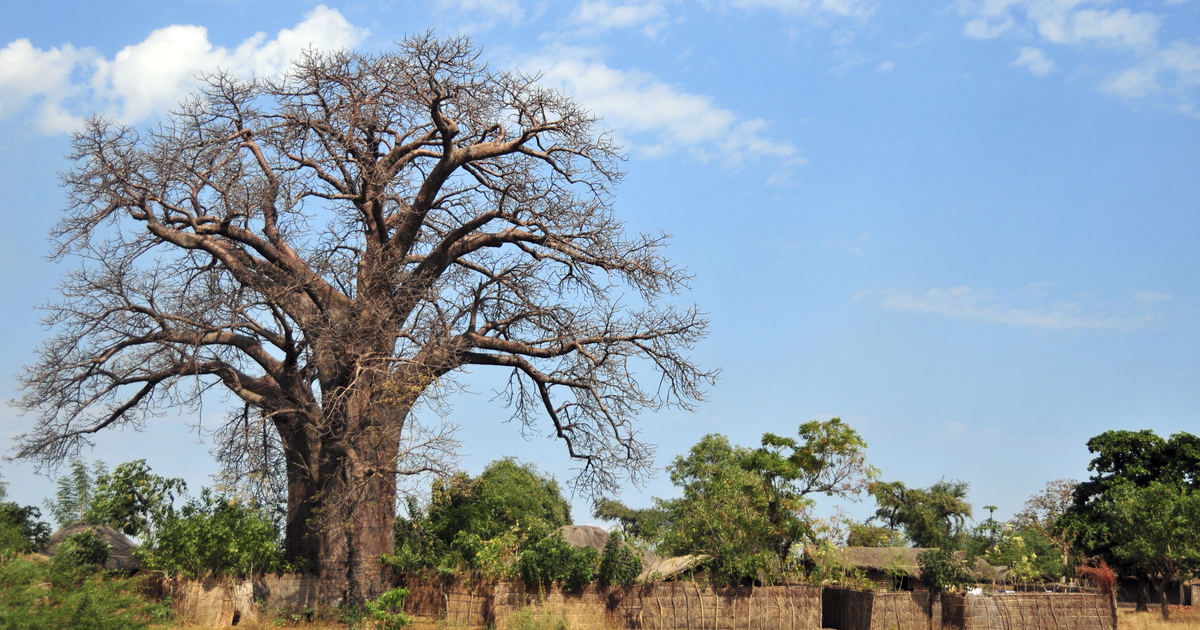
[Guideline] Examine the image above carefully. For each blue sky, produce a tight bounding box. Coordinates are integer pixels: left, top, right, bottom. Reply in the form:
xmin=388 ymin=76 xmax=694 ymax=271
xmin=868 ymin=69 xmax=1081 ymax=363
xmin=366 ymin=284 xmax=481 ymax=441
xmin=1 ymin=0 xmax=1198 ymax=532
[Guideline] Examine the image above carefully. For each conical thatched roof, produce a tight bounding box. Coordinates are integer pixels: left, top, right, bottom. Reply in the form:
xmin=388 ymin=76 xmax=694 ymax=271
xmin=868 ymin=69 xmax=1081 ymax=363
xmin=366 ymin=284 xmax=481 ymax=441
xmin=42 ymin=523 xmax=139 ymax=571
xmin=559 ymin=525 xmax=611 ymax=552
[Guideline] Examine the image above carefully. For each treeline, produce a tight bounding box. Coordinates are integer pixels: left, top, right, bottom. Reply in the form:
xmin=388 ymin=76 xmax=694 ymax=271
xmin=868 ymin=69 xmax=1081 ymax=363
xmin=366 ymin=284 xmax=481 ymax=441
xmin=389 ymin=419 xmax=879 ymax=587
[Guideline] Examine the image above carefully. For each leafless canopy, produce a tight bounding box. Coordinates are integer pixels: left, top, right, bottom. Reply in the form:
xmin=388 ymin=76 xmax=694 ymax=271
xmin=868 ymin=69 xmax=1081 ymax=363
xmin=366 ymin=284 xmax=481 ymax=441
xmin=16 ymin=34 xmax=715 ymax=508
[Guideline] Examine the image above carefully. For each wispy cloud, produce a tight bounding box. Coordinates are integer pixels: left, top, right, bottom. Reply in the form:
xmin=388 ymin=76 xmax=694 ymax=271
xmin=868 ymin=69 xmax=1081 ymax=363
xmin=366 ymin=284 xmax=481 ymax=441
xmin=523 ymin=47 xmax=805 ymax=174
xmin=569 ymin=1 xmax=670 ymax=36
xmin=955 ymin=0 xmax=1200 ymax=114
xmin=1013 ymin=46 xmax=1055 ymax=75
xmin=857 ymin=285 xmax=1168 ymax=331
xmin=0 ymin=6 xmax=367 ymax=133
xmin=729 ymin=0 xmax=875 ymax=20
xmin=436 ymin=0 xmax=527 ymax=28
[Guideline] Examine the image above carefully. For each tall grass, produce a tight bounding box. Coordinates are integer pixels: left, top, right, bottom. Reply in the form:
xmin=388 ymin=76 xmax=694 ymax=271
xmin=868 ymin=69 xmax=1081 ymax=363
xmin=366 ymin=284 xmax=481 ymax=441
xmin=1119 ymin=608 xmax=1200 ymax=630
xmin=505 ymin=608 xmax=570 ymax=630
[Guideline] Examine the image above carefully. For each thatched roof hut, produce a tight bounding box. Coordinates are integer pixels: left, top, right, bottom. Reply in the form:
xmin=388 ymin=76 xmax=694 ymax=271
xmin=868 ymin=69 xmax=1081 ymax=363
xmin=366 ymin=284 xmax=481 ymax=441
xmin=42 ymin=523 xmax=139 ymax=571
xmin=557 ymin=524 xmax=708 ymax=581
xmin=806 ymin=547 xmax=998 ymax=590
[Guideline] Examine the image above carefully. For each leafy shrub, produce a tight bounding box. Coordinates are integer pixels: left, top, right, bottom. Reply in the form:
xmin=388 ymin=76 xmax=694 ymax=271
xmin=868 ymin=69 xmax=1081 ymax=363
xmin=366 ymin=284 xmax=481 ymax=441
xmin=916 ymin=548 xmax=972 ymax=593
xmin=395 ymin=459 xmax=574 ymax=573
xmin=598 ymin=531 xmax=642 ymax=587
xmin=50 ymin=530 xmax=113 ymax=586
xmin=518 ymin=532 xmax=598 ymax=591
xmin=0 ymin=502 xmax=51 ymax=556
xmin=0 ymin=555 xmax=163 ymax=629
xmin=365 ymin=587 xmax=413 ymax=630
xmin=137 ymin=489 xmax=286 ymax=578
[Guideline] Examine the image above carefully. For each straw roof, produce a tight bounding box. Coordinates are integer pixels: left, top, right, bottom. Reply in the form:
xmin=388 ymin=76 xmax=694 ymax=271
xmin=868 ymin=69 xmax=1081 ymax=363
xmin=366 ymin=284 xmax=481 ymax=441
xmin=558 ymin=525 xmax=707 ymax=581
xmin=814 ymin=547 xmax=996 ymax=580
xmin=42 ymin=523 xmax=139 ymax=571
xmin=559 ymin=525 xmax=611 ymax=552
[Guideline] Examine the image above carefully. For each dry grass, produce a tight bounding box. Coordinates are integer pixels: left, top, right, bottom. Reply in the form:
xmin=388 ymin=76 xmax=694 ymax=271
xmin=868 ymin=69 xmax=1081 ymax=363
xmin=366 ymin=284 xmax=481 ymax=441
xmin=1119 ymin=607 xmax=1200 ymax=630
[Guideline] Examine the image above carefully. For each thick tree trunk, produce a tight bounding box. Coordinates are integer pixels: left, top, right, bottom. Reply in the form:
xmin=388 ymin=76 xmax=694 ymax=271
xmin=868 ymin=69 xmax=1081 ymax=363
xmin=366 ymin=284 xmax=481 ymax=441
xmin=1155 ymin=575 xmax=1171 ymax=621
xmin=276 ymin=400 xmax=403 ymax=605
xmin=1135 ymin=575 xmax=1150 ymax=612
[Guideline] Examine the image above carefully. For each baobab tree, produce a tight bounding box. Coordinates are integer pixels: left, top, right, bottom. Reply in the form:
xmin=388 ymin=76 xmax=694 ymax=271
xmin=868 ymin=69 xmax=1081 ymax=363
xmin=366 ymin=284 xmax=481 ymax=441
xmin=15 ymin=34 xmax=715 ymax=601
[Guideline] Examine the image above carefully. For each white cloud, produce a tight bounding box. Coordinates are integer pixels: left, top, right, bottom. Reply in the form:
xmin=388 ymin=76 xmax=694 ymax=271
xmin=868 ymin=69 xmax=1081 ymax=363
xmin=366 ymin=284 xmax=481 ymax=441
xmin=860 ymin=285 xmax=1164 ymax=331
xmin=1132 ymin=291 xmax=1172 ymax=301
xmin=1104 ymin=66 xmax=1159 ymax=97
xmin=0 ymin=39 xmax=92 ymax=132
xmin=526 ymin=49 xmax=802 ymax=172
xmin=954 ymin=0 xmax=1200 ymax=112
xmin=876 ymin=60 xmax=895 ymax=73
xmin=437 ymin=0 xmax=526 ymax=24
xmin=964 ymin=16 xmax=1015 ymax=39
xmin=730 ymin=0 xmax=875 ymax=19
xmin=0 ymin=5 xmax=367 ymax=131
xmin=570 ymin=1 xmax=668 ymax=33
xmin=959 ymin=1 xmax=1160 ymax=49
xmin=1012 ymin=46 xmax=1055 ymax=75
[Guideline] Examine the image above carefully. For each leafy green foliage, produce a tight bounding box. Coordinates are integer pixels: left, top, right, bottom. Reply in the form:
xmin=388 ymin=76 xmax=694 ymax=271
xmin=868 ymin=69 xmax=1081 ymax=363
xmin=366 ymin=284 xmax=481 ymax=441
xmin=981 ymin=525 xmax=1062 ymax=582
xmin=137 ymin=489 xmax=286 ymax=578
xmin=50 ymin=530 xmax=113 ymax=587
xmin=89 ymin=460 xmax=186 ymax=542
xmin=657 ymin=434 xmax=777 ymax=584
xmin=1061 ymin=430 xmax=1200 ymax=573
xmin=365 ymin=587 xmax=413 ymax=630
xmin=656 ymin=421 xmax=877 ymax=585
xmin=740 ymin=418 xmax=879 ymax=563
xmin=868 ymin=479 xmax=973 ymax=550
xmin=598 ymin=531 xmax=643 ymax=587
xmin=0 ymin=555 xmax=164 ymax=630
xmin=916 ymin=548 xmax=972 ymax=593
xmin=1096 ymin=481 xmax=1200 ymax=619
xmin=393 ymin=459 xmax=572 ymax=573
xmin=44 ymin=459 xmax=107 ymax=527
xmin=0 ymin=502 xmax=52 ymax=556
xmin=518 ymin=531 xmax=598 ymax=591
xmin=846 ymin=522 xmax=908 ymax=547
xmin=592 ymin=498 xmax=670 ymax=541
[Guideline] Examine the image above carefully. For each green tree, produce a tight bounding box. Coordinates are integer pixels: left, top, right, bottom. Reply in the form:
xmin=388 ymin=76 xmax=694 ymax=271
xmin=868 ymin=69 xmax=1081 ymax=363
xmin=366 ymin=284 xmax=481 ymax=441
xmin=88 ymin=460 xmax=187 ymax=543
xmin=1097 ymin=482 xmax=1200 ymax=621
xmin=597 ymin=530 xmax=643 ymax=587
xmin=868 ymin=479 xmax=973 ymax=550
xmin=393 ymin=459 xmax=573 ymax=572
xmin=1009 ymin=479 xmax=1076 ymax=572
xmin=138 ymin=489 xmax=287 ymax=578
xmin=1060 ymin=430 xmax=1200 ymax=612
xmin=741 ymin=418 xmax=878 ymax=563
xmin=591 ymin=498 xmax=670 ymax=542
xmin=657 ymin=434 xmax=776 ymax=584
xmin=45 ymin=459 xmax=108 ymax=527
xmin=0 ymin=503 xmax=52 ymax=558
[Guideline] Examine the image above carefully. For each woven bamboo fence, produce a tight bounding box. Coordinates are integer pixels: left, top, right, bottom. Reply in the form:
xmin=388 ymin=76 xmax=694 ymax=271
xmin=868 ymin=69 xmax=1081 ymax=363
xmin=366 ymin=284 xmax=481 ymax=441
xmin=399 ymin=576 xmax=822 ymax=630
xmin=941 ymin=593 xmax=1115 ymax=630
xmin=823 ymin=587 xmax=938 ymax=630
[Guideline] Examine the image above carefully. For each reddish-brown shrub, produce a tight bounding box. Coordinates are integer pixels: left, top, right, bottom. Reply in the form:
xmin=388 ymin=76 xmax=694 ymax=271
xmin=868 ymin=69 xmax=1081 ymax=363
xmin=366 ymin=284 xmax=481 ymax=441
xmin=1076 ymin=560 xmax=1115 ymax=594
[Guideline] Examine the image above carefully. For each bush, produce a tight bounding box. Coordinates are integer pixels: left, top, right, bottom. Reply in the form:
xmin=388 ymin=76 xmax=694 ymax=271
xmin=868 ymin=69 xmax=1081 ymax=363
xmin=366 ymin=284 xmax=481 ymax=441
xmin=365 ymin=587 xmax=412 ymax=630
xmin=0 ymin=502 xmax=51 ymax=556
xmin=518 ymin=532 xmax=597 ymax=591
xmin=598 ymin=531 xmax=642 ymax=587
xmin=916 ymin=548 xmax=972 ymax=593
xmin=50 ymin=530 xmax=112 ymax=586
xmin=137 ymin=490 xmax=287 ymax=578
xmin=0 ymin=555 xmax=164 ymax=629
